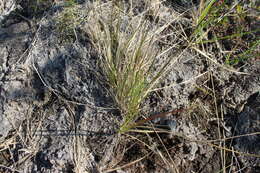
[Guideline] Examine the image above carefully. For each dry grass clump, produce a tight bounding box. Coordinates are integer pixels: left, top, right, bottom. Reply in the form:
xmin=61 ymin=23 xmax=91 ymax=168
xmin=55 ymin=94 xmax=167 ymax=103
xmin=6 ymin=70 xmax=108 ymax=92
xmin=86 ymin=1 xmax=177 ymax=133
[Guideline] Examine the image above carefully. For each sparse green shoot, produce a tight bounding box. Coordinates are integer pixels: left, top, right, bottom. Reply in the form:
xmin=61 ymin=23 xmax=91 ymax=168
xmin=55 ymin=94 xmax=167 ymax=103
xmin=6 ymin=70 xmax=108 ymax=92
xmin=190 ymin=0 xmax=259 ymax=66
xmin=55 ymin=0 xmax=84 ymax=43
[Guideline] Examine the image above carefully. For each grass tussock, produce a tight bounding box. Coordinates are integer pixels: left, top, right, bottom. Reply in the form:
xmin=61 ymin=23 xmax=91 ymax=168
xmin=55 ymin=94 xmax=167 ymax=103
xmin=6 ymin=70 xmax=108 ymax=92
xmin=87 ymin=2 xmax=175 ymax=133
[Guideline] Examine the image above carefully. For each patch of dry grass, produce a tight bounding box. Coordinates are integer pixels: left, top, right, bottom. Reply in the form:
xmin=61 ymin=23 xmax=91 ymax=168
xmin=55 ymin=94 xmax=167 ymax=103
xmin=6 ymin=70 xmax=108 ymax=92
xmin=86 ymin=1 xmax=179 ymax=133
